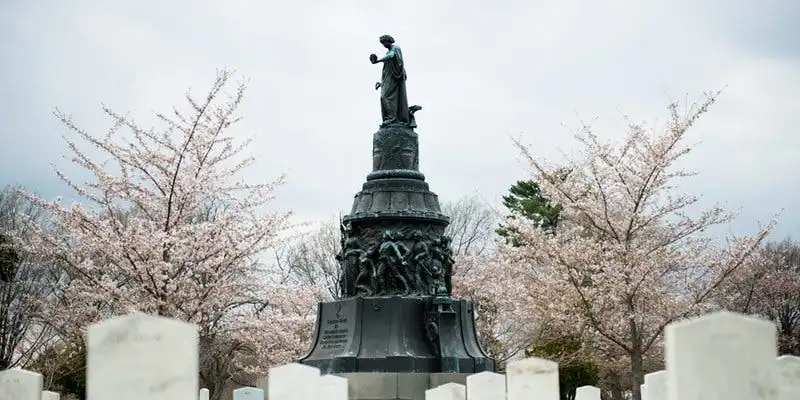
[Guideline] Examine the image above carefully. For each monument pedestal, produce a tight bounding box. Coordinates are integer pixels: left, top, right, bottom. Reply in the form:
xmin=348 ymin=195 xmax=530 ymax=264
xmin=298 ymin=296 xmax=494 ymax=374
xmin=294 ymin=116 xmax=497 ymax=396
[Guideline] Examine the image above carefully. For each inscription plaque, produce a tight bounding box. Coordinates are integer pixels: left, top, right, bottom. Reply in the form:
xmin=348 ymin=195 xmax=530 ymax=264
xmin=316 ymin=301 xmax=356 ymax=354
xmin=320 ymin=325 xmax=349 ymax=350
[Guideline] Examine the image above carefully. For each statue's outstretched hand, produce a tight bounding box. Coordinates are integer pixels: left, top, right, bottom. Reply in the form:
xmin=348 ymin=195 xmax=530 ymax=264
xmin=369 ymin=54 xmax=378 ymax=64
xmin=374 ymin=82 xmax=381 ymax=90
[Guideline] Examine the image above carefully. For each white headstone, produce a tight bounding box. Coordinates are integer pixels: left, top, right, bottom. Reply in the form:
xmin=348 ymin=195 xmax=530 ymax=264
xmin=665 ymin=311 xmax=779 ymax=400
xmin=268 ymin=363 xmax=320 ymax=400
xmin=465 ymin=371 xmax=505 ymax=400
xmin=318 ymin=374 xmax=348 ymax=400
xmin=426 ymin=382 xmax=466 ymax=400
xmin=42 ymin=391 xmax=61 ymax=400
xmin=233 ymin=386 xmax=264 ymax=400
xmin=87 ymin=313 xmax=199 ymax=400
xmin=505 ymin=356 xmax=559 ymax=400
xmin=575 ymin=385 xmax=601 ymax=400
xmin=0 ymin=369 xmax=42 ymax=400
xmin=641 ymin=383 xmax=648 ymax=400
xmin=777 ymin=355 xmax=800 ymax=400
xmin=199 ymin=388 xmax=210 ymax=400
xmin=643 ymin=370 xmax=666 ymax=400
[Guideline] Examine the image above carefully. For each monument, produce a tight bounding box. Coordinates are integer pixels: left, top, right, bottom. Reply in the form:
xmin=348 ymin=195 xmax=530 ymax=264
xmin=297 ymin=35 xmax=495 ymax=399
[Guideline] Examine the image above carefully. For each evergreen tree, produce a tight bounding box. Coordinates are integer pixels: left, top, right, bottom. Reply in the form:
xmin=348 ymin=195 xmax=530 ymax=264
xmin=496 ymin=180 xmax=563 ymax=245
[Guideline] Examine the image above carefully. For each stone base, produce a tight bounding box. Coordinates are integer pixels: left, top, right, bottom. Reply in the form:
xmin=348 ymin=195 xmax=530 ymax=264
xmin=336 ymin=372 xmax=468 ymax=400
xmin=297 ymin=296 xmax=495 ymax=374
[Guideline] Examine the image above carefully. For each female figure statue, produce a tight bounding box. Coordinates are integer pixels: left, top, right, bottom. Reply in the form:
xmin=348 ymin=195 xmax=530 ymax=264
xmin=370 ymin=35 xmax=411 ymax=127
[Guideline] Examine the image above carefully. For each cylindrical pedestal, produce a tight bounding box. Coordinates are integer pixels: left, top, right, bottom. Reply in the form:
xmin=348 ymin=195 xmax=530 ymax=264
xmin=298 ymin=123 xmax=496 ymax=376
xmin=297 ymin=296 xmax=494 ymax=374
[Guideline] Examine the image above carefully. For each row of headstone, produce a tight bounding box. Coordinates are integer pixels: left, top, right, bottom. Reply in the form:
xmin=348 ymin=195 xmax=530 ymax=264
xmin=0 ymin=367 xmax=60 ymax=400
xmin=425 ymin=312 xmax=800 ymax=400
xmin=634 ymin=312 xmax=800 ymax=400
xmin=422 ymin=359 xmax=596 ymax=400
xmin=1 ymin=311 xmax=799 ymax=399
xmin=640 ymin=355 xmax=800 ymax=400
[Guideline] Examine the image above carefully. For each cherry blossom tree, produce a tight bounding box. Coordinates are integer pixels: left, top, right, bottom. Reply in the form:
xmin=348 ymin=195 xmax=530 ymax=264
xmin=17 ymin=70 xmax=312 ymax=394
xmin=718 ymin=237 xmax=800 ymax=354
xmin=441 ymin=196 xmax=542 ymax=365
xmin=452 ymin=250 xmax=542 ymax=365
xmin=505 ymin=92 xmax=777 ymax=400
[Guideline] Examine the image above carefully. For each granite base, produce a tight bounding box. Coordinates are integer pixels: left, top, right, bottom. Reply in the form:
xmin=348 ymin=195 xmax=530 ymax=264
xmin=335 ymin=372 xmax=468 ymax=400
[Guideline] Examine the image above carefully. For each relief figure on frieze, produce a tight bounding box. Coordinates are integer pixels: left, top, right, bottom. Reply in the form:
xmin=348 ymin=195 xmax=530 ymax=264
xmin=336 ymin=222 xmax=358 ymax=297
xmin=375 ymin=230 xmax=412 ymax=295
xmin=354 ymin=256 xmax=374 ymax=296
xmin=408 ymin=230 xmax=433 ymax=294
xmin=358 ymin=242 xmax=381 ymax=295
xmin=340 ymin=224 xmax=453 ymax=297
xmin=430 ymin=236 xmax=455 ymax=296
xmin=440 ymin=236 xmax=455 ymax=295
xmin=338 ymin=235 xmax=361 ymax=297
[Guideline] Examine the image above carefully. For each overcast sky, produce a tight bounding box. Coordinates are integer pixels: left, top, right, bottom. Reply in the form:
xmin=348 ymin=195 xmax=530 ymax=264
xmin=1 ymin=0 xmax=798 ymax=239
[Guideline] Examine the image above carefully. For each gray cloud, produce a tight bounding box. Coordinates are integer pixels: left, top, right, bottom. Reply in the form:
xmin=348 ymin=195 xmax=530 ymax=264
xmin=689 ymin=0 xmax=800 ymax=60
xmin=1 ymin=0 xmax=797 ymax=239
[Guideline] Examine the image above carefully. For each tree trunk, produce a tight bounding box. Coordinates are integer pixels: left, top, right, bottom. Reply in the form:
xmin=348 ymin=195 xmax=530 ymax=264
xmin=628 ymin=317 xmax=645 ymax=400
xmin=603 ymin=371 xmax=625 ymax=400
xmin=629 ymin=348 xmax=644 ymax=400
xmin=627 ymin=295 xmax=644 ymax=400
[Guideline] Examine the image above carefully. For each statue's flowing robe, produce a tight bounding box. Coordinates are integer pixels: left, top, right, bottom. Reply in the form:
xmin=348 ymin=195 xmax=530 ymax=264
xmin=380 ymin=45 xmax=410 ymax=125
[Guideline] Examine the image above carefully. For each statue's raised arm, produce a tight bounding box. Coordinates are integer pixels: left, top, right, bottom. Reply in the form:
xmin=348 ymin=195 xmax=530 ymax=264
xmin=369 ymin=35 xmax=420 ymax=128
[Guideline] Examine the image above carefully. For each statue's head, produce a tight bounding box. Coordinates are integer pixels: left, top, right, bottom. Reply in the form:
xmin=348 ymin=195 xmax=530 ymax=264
xmin=412 ymin=231 xmax=423 ymax=240
xmin=379 ymin=35 xmax=395 ymax=49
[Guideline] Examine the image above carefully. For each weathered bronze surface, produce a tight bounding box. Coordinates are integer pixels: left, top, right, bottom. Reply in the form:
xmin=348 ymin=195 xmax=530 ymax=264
xmin=370 ymin=34 xmax=414 ymax=127
xmin=298 ymin=36 xmax=495 ymax=375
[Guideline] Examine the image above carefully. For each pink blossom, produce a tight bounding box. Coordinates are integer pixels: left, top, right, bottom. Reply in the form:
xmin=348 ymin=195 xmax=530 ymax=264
xmin=19 ymin=70 xmax=300 ymax=375
xmin=505 ymin=92 xmax=777 ymax=399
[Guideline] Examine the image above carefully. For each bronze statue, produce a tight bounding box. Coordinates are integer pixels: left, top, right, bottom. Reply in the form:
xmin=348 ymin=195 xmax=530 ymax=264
xmin=409 ymin=230 xmax=431 ymax=291
xmin=430 ymin=236 xmax=454 ymax=296
xmin=299 ymin=36 xmax=496 ymax=377
xmin=375 ymin=230 xmax=411 ymax=295
xmin=359 ymin=242 xmax=381 ymax=295
xmin=370 ymin=35 xmax=416 ymax=127
xmin=440 ymin=236 xmax=455 ymax=294
xmin=355 ymin=252 xmax=374 ymax=295
xmin=339 ymin=236 xmax=361 ymax=297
